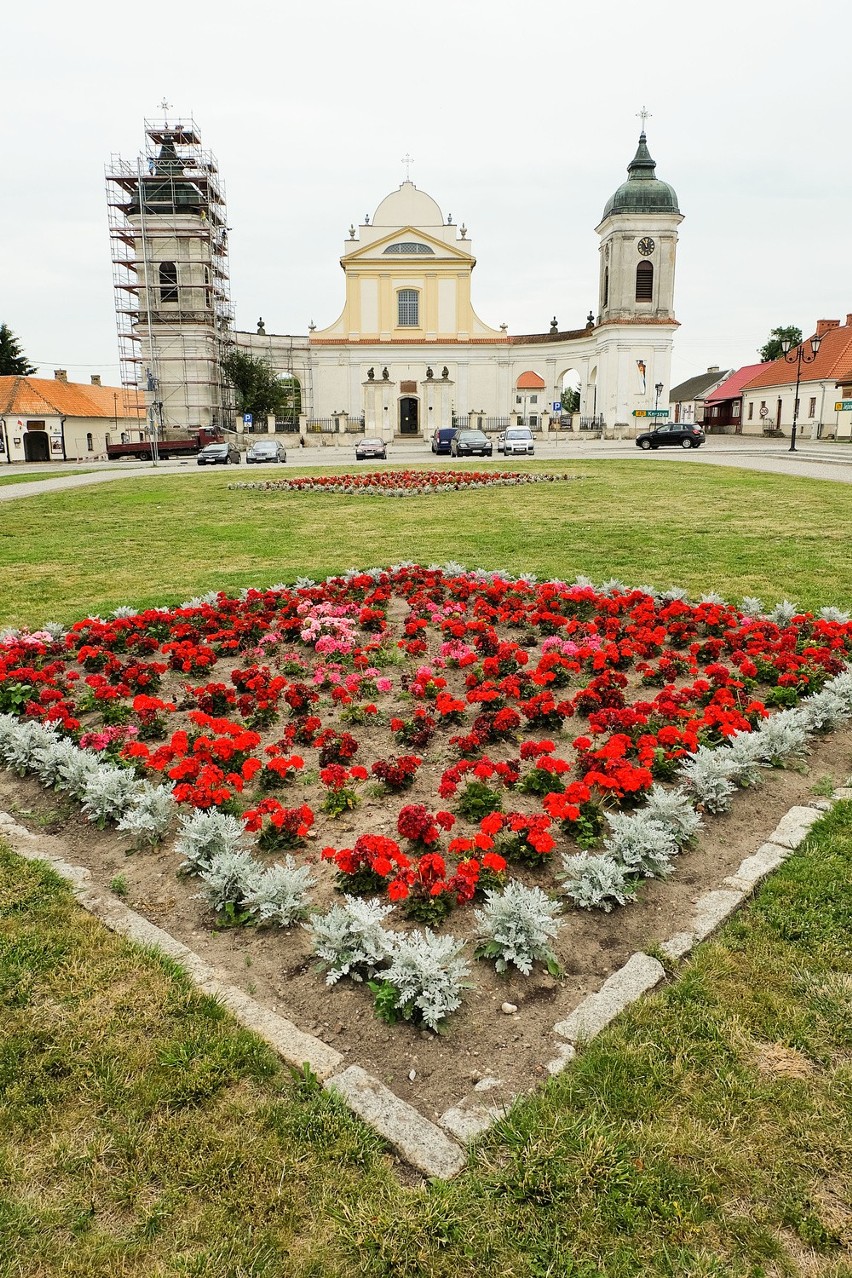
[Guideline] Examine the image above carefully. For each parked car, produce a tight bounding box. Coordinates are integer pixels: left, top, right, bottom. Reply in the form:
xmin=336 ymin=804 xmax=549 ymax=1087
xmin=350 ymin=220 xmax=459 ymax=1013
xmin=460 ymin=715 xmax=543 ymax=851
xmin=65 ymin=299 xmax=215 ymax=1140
xmin=451 ymin=429 xmax=493 ymax=458
xmin=355 ymin=437 xmax=387 ymax=460
xmin=197 ymin=441 xmax=241 ymax=465
xmin=501 ymin=427 xmax=535 ymax=456
xmin=430 ymin=427 xmax=457 ymax=454
xmin=246 ymin=439 xmax=287 ymax=464
xmin=635 ymin=423 xmax=705 ymax=450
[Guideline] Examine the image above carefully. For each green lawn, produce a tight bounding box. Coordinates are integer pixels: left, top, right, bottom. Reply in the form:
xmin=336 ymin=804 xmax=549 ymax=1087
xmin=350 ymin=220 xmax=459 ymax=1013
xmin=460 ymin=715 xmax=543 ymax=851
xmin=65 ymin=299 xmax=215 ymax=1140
xmin=2 ymin=459 xmax=851 ymax=1275
xmin=2 ymin=802 xmax=850 ymax=1277
xmin=2 ymin=459 xmax=852 ymax=628
xmin=0 ymin=468 xmax=99 ymax=488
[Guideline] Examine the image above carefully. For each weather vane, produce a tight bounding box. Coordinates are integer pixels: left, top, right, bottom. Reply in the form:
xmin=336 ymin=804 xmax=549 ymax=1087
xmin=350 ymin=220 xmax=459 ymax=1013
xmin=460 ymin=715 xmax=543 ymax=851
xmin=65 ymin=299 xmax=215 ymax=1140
xmin=401 ymin=152 xmax=414 ymax=181
xmin=636 ymin=105 xmax=652 ymax=131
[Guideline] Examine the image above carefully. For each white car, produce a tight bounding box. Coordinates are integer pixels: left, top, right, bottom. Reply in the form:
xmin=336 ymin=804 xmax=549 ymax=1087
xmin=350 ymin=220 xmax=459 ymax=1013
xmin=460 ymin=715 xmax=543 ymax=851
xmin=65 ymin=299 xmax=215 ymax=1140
xmin=501 ymin=427 xmax=535 ymax=456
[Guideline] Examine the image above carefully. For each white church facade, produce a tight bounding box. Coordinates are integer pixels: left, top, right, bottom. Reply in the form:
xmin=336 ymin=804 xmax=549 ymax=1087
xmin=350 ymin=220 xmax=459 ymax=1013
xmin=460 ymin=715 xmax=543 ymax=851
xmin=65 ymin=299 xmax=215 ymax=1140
xmin=110 ymin=121 xmax=684 ymax=442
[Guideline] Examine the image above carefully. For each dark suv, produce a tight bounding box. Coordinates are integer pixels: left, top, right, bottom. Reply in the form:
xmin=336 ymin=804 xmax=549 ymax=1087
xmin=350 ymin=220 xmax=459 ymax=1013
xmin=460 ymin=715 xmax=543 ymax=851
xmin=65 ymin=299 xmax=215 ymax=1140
xmin=431 ymin=428 xmax=457 ymax=455
xmin=635 ymin=423 xmax=705 ymax=450
xmin=451 ymin=429 xmax=493 ymax=458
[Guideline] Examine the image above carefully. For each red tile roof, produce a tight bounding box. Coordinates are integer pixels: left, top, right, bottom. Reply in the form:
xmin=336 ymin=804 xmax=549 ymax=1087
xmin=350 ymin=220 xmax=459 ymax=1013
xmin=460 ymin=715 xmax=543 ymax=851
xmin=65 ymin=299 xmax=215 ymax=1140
xmin=516 ymin=370 xmax=546 ymax=389
xmin=704 ymin=362 xmax=772 ymax=403
xmin=741 ymin=324 xmax=852 ymax=391
xmin=0 ymin=376 xmax=145 ymax=420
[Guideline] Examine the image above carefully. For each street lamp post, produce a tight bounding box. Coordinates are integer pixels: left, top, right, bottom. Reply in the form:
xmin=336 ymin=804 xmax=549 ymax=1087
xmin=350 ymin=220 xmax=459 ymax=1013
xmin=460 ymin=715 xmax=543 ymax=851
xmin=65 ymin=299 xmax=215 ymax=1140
xmin=781 ymin=334 xmax=822 ymax=452
xmin=654 ymin=381 xmax=663 ymax=415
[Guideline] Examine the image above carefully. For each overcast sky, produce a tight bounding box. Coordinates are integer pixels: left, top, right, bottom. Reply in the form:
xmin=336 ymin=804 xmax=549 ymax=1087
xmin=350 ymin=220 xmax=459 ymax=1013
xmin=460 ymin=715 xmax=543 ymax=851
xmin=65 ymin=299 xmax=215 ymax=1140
xmin=3 ymin=0 xmax=850 ymax=390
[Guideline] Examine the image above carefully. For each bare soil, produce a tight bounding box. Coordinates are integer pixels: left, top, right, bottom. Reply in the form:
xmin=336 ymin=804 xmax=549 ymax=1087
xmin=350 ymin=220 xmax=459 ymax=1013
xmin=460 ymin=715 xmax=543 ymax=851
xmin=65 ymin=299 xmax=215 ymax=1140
xmin=3 ymin=726 xmax=850 ymax=1119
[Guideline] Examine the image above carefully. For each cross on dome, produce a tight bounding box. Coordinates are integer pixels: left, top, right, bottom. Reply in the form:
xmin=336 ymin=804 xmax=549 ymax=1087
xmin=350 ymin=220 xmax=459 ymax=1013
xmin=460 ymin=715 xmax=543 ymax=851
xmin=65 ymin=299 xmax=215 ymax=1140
xmin=401 ymin=153 xmax=414 ymax=181
xmin=636 ymin=105 xmax=652 ymax=133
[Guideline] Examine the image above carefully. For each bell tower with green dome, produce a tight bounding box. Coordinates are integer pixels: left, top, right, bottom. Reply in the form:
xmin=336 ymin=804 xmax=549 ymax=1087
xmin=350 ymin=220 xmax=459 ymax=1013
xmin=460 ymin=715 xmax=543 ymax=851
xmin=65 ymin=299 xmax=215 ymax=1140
xmin=595 ymin=129 xmax=683 ymax=324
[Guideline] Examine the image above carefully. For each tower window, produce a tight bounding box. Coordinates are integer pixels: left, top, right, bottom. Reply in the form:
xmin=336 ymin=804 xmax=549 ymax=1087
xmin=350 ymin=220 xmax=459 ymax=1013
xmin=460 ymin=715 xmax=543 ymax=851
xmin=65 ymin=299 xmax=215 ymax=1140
xmin=398 ymin=289 xmax=419 ymax=327
xmin=603 ymin=267 xmax=609 ymax=307
xmin=635 ymin=260 xmax=653 ymax=301
xmin=159 ymin=261 xmax=178 ymax=304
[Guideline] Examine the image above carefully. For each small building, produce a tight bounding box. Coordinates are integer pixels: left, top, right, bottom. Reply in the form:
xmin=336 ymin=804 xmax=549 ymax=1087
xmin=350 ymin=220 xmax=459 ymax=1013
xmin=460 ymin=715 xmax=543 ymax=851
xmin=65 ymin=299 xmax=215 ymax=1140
xmin=741 ymin=317 xmax=852 ymax=439
xmin=0 ymin=372 xmax=146 ymax=463
xmin=668 ymin=367 xmax=732 ymax=425
xmin=702 ymin=363 xmax=771 ymax=433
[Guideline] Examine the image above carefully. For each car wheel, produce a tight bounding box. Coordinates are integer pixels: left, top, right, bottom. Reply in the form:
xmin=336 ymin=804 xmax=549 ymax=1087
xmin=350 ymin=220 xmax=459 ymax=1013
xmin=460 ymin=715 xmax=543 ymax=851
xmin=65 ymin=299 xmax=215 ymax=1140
xmin=681 ymin=438 xmax=693 ymax=449
xmin=639 ymin=439 xmax=652 ymax=451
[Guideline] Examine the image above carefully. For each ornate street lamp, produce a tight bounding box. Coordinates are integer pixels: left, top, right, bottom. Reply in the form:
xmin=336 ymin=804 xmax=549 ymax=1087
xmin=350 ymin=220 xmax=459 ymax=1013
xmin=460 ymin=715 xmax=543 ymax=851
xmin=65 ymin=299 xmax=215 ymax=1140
xmin=781 ymin=333 xmax=822 ymax=452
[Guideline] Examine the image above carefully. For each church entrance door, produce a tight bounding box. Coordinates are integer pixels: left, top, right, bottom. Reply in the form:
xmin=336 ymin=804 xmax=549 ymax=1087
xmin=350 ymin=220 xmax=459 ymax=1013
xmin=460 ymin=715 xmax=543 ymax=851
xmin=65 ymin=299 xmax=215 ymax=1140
xmin=398 ymin=397 xmax=419 ymax=435
xmin=24 ymin=429 xmax=50 ymax=462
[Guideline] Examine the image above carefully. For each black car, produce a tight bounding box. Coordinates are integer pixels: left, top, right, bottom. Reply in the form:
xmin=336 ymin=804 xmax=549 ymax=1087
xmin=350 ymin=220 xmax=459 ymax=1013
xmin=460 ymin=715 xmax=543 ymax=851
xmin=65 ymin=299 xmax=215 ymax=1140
xmin=197 ymin=441 xmax=241 ymax=465
xmin=430 ymin=427 xmax=457 ymax=455
xmin=451 ymin=429 xmax=492 ymax=458
xmin=355 ymin=437 xmax=387 ymax=460
xmin=635 ymin=423 xmax=705 ymax=450
xmin=246 ymin=439 xmax=287 ymax=464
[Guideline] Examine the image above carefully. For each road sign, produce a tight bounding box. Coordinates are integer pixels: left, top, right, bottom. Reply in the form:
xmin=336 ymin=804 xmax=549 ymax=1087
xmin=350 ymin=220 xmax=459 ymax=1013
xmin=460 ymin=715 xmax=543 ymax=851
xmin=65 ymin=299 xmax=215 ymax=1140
xmin=552 ymin=402 xmax=562 ymax=412
xmin=633 ymin=409 xmax=669 ymax=418
xmin=835 ymin=401 xmax=852 ymax=411
xmin=243 ymin=413 xmax=253 ymax=426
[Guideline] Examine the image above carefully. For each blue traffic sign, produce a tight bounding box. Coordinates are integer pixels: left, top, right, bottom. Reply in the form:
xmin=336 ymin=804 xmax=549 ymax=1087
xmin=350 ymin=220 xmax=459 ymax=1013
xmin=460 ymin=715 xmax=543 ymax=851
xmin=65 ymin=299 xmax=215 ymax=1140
xmin=243 ymin=413 xmax=253 ymax=425
xmin=552 ymin=402 xmax=562 ymax=412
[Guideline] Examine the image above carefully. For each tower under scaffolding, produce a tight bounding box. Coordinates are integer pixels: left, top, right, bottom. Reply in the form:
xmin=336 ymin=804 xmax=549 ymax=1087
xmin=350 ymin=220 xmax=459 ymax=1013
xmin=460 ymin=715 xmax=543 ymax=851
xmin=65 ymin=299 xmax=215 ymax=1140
xmin=106 ymin=115 xmax=234 ymax=433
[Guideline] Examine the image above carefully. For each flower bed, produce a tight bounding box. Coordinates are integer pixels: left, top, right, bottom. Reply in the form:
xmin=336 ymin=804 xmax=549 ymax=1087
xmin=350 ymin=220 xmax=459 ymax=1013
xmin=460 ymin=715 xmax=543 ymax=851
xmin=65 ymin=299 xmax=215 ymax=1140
xmin=228 ymin=470 xmax=579 ymax=496
xmin=2 ymin=568 xmax=852 ymax=1037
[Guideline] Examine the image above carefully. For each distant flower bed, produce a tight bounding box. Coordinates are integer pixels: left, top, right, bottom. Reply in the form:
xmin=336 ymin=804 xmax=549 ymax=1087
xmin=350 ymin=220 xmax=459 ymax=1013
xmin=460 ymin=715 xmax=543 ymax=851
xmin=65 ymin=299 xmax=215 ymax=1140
xmin=2 ymin=567 xmax=852 ymax=1030
xmin=228 ymin=470 xmax=578 ymax=496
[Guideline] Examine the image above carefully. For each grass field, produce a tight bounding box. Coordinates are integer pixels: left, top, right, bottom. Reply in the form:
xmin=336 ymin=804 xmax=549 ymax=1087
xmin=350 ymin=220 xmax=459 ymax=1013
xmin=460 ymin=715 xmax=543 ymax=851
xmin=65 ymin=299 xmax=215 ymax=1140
xmin=0 ymin=469 xmax=99 ymax=488
xmin=1 ymin=459 xmax=852 ymax=1276
xmin=2 ymin=459 xmax=852 ymax=627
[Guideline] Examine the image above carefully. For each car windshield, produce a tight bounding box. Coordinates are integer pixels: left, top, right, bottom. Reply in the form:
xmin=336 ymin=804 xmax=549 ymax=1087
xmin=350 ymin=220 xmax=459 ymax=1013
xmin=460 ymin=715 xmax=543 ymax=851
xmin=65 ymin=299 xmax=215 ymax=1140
xmin=505 ymin=430 xmax=532 ymax=439
xmin=201 ymin=444 xmax=226 ymax=453
xmin=459 ymin=431 xmax=487 ymax=442
xmin=361 ymin=439 xmax=383 ymax=446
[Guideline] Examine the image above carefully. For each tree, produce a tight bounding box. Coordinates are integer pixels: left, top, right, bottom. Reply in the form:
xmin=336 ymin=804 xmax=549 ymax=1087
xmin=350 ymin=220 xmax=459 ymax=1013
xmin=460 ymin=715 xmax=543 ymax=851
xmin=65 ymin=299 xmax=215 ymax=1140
xmin=0 ymin=324 xmax=36 ymax=376
xmin=560 ymin=386 xmax=580 ymax=414
xmin=220 ymin=350 xmax=299 ymax=423
xmin=759 ymin=325 xmax=802 ymax=363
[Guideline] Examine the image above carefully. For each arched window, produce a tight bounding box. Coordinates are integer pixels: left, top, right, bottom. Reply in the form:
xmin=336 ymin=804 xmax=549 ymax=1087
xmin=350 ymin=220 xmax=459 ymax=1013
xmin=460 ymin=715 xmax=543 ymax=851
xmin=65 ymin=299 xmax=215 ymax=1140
xmin=204 ymin=266 xmax=211 ymax=309
xmin=398 ymin=289 xmax=419 ymax=327
xmin=383 ymin=242 xmax=435 ymax=255
xmin=635 ymin=260 xmax=653 ymax=301
xmin=159 ymin=260 xmax=178 ymax=304
xmin=603 ymin=267 xmax=609 ymax=308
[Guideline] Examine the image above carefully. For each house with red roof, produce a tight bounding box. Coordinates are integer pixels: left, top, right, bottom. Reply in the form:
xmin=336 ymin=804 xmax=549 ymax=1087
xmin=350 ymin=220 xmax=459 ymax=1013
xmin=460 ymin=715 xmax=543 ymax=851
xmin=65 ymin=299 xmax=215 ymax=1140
xmin=702 ymin=363 xmax=771 ymax=433
xmin=739 ymin=317 xmax=852 ymax=440
xmin=0 ymin=372 xmax=146 ymax=463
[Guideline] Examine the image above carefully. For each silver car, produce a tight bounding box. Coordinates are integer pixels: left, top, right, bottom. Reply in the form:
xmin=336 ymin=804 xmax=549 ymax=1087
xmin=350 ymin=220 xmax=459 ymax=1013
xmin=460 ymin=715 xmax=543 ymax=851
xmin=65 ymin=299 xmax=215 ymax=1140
xmin=502 ymin=427 xmax=535 ymax=456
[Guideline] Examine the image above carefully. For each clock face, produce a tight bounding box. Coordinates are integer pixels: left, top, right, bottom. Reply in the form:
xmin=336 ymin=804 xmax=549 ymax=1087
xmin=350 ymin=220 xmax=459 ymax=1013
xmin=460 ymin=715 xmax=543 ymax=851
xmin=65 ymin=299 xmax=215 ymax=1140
xmin=638 ymin=237 xmax=656 ymax=256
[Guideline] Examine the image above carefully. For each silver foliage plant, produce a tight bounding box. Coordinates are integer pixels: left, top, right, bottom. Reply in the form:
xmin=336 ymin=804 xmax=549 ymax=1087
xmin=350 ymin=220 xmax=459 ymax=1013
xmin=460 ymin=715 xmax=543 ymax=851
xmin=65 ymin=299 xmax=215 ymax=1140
xmin=559 ymin=852 xmax=637 ymax=912
xmin=242 ymin=857 xmax=315 ymax=927
xmin=602 ymin=810 xmax=679 ymax=879
xmin=80 ymin=765 xmax=141 ymax=827
xmin=678 ymin=747 xmax=742 ymax=814
xmin=0 ymin=718 xmax=56 ymax=776
xmin=644 ymin=784 xmax=704 ymax=845
xmin=175 ymin=808 xmax=246 ymax=873
xmin=308 ymin=895 xmax=397 ymax=985
xmin=197 ymin=848 xmax=262 ymax=914
xmin=473 ymin=881 xmax=562 ymax=975
xmin=116 ymin=781 xmax=176 ymax=847
xmin=382 ymin=929 xmax=471 ymax=1031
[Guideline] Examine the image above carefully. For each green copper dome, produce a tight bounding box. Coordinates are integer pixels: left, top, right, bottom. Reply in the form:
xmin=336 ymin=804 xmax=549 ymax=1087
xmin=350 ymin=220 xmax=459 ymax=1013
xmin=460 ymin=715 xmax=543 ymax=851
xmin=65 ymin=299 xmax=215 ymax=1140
xmin=602 ymin=132 xmax=680 ymax=218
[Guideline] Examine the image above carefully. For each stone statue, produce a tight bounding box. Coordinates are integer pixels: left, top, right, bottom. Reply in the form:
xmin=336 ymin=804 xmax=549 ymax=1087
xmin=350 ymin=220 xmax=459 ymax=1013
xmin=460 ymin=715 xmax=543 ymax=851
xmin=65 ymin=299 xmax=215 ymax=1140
xmin=381 ymin=366 xmax=389 ymax=381
xmin=367 ymin=367 xmax=375 ymax=381
xmin=550 ymin=316 xmax=558 ymax=333
xmin=426 ymin=366 xmax=433 ymax=379
xmin=441 ymin=366 xmax=449 ymax=380
xmin=256 ymin=317 xmax=266 ymax=334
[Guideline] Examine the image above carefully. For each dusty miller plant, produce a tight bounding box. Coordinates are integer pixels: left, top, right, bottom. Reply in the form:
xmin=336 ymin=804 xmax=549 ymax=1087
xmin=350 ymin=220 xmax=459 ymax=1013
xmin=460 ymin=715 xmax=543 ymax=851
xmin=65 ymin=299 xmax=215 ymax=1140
xmin=379 ymin=929 xmax=471 ymax=1031
xmin=558 ymin=852 xmax=637 ymax=912
xmin=799 ymin=672 xmax=852 ymax=732
xmin=0 ymin=718 xmax=54 ymax=776
xmin=30 ymin=736 xmax=82 ymax=789
xmin=644 ymin=784 xmax=703 ymax=845
xmin=308 ymin=895 xmax=397 ymax=984
xmin=602 ymin=810 xmax=679 ymax=878
xmin=750 ymin=709 xmax=809 ymax=765
xmin=678 ymin=747 xmax=741 ymax=813
xmin=474 ymin=881 xmax=562 ymax=975
xmin=116 ymin=782 xmax=176 ymax=848
xmin=242 ymin=857 xmax=314 ymax=927
xmin=175 ymin=808 xmax=246 ymax=874
xmin=197 ymin=848 xmax=262 ymax=916
xmin=80 ymin=765 xmax=141 ymax=827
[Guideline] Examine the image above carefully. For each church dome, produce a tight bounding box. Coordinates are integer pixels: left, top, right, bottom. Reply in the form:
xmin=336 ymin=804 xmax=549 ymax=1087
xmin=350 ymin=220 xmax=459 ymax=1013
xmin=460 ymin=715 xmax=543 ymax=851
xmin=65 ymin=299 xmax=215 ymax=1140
xmin=602 ymin=132 xmax=680 ymax=219
xmin=372 ymin=181 xmax=444 ymax=227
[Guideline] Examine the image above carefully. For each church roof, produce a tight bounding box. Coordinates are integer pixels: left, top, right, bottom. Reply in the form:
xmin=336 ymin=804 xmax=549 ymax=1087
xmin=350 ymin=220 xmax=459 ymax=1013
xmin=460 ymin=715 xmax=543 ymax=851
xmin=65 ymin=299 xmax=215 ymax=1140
xmin=372 ymin=181 xmax=444 ymax=227
xmin=0 ymin=376 xmax=145 ymax=420
xmin=602 ymin=132 xmax=680 ymax=219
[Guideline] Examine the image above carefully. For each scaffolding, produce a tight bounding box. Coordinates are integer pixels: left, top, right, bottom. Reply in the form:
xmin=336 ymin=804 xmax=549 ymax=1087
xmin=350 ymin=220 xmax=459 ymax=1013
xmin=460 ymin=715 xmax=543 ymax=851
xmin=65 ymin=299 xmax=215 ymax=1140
xmin=106 ymin=115 xmax=234 ymax=433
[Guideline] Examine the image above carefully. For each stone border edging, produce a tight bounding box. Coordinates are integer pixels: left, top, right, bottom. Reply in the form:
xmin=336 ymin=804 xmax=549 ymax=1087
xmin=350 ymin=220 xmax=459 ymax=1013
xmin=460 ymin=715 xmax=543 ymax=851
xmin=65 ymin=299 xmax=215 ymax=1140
xmin=0 ymin=790 xmax=844 ymax=1178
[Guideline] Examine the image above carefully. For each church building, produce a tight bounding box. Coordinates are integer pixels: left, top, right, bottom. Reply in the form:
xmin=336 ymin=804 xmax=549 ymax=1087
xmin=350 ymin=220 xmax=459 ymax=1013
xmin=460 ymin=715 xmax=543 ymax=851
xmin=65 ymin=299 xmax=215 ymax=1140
xmin=109 ymin=119 xmax=684 ymax=441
